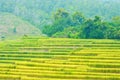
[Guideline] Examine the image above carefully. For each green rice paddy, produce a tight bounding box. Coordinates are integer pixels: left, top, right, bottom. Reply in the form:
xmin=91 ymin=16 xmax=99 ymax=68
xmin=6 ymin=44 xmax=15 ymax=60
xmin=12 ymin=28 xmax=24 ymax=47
xmin=0 ymin=37 xmax=120 ymax=80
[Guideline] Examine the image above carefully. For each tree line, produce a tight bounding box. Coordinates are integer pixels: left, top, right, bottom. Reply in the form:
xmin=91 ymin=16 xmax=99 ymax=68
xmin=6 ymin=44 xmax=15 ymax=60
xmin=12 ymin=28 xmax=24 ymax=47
xmin=42 ymin=9 xmax=120 ymax=39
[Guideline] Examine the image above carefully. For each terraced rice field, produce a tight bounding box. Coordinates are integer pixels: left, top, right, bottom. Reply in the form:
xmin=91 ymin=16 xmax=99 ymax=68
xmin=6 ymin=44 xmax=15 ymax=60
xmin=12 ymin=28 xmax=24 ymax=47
xmin=0 ymin=37 xmax=120 ymax=80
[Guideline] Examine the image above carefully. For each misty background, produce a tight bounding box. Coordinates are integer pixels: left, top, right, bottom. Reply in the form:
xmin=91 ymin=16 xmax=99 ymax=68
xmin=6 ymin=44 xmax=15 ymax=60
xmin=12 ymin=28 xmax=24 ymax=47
xmin=0 ymin=0 xmax=120 ymax=39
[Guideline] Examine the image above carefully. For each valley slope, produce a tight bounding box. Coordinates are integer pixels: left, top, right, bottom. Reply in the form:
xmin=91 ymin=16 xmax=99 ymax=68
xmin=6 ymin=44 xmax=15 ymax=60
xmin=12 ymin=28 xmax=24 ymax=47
xmin=0 ymin=13 xmax=42 ymax=39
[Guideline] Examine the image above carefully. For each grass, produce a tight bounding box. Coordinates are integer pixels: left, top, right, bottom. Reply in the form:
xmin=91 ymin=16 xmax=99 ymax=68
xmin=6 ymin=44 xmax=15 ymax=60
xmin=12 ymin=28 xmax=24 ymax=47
xmin=0 ymin=37 xmax=120 ymax=80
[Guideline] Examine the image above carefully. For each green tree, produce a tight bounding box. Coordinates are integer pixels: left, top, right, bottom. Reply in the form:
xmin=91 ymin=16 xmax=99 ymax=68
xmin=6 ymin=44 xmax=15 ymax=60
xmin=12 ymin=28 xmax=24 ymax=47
xmin=72 ymin=12 xmax=85 ymax=26
xmin=53 ymin=27 xmax=80 ymax=38
xmin=112 ymin=16 xmax=120 ymax=27
xmin=42 ymin=9 xmax=72 ymax=36
xmin=53 ymin=8 xmax=69 ymax=20
xmin=81 ymin=16 xmax=107 ymax=39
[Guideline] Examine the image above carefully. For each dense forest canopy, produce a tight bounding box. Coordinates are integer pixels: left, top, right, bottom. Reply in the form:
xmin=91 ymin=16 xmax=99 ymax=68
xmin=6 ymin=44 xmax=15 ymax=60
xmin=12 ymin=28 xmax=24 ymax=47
xmin=43 ymin=9 xmax=120 ymax=39
xmin=0 ymin=0 xmax=120 ymax=39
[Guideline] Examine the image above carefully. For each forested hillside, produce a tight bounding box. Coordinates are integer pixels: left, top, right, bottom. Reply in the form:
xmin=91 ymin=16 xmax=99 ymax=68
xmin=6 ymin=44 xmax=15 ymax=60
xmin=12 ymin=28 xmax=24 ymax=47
xmin=0 ymin=0 xmax=120 ymax=28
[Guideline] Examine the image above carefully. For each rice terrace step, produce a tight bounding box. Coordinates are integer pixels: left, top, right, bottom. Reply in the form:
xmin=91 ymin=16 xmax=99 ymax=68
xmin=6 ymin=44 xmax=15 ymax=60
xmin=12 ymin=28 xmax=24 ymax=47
xmin=0 ymin=38 xmax=120 ymax=80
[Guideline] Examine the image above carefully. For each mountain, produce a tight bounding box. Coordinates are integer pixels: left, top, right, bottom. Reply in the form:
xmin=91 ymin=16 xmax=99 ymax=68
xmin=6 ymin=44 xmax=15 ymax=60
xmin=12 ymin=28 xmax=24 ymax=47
xmin=0 ymin=12 xmax=42 ymax=39
xmin=0 ymin=0 xmax=120 ymax=29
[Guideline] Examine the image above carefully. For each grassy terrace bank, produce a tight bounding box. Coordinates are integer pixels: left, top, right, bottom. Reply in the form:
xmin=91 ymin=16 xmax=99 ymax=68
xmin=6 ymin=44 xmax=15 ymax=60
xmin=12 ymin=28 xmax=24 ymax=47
xmin=0 ymin=37 xmax=120 ymax=80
